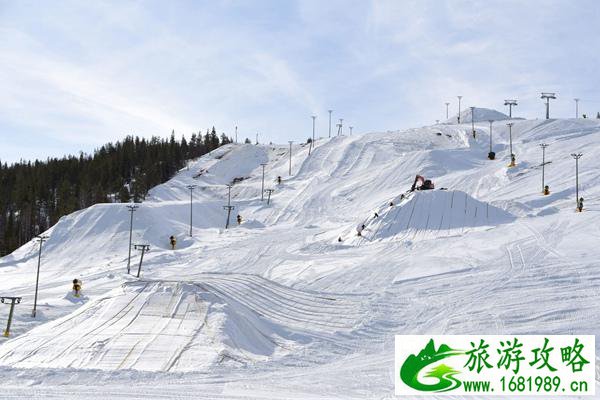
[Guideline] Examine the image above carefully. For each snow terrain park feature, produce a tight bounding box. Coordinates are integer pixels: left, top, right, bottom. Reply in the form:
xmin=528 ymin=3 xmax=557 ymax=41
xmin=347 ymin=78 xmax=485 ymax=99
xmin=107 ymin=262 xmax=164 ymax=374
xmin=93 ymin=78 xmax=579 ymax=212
xmin=1 ymin=113 xmax=600 ymax=398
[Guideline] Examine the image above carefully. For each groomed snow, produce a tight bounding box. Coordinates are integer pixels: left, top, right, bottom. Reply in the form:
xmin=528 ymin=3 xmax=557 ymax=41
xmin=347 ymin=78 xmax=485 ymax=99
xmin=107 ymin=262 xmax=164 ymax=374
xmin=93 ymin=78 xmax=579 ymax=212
xmin=1 ymin=115 xmax=600 ymax=398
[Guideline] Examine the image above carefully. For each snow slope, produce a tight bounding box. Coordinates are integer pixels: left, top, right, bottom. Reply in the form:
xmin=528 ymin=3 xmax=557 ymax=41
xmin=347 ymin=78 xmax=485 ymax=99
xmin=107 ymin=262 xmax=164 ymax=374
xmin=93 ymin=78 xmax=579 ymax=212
xmin=1 ymin=115 xmax=600 ymax=398
xmin=445 ymin=106 xmax=511 ymax=123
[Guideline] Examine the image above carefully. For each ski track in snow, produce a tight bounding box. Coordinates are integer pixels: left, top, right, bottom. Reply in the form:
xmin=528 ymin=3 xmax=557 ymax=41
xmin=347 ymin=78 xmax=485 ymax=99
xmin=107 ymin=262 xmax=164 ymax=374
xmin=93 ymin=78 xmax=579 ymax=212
xmin=1 ymin=119 xmax=600 ymax=398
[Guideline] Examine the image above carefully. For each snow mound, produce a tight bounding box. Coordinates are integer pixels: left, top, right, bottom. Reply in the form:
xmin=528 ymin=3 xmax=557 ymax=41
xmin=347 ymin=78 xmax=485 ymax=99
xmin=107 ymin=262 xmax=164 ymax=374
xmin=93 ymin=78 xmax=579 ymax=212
xmin=357 ymin=190 xmax=515 ymax=242
xmin=0 ymin=275 xmax=366 ymax=372
xmin=446 ymin=107 xmax=510 ymax=124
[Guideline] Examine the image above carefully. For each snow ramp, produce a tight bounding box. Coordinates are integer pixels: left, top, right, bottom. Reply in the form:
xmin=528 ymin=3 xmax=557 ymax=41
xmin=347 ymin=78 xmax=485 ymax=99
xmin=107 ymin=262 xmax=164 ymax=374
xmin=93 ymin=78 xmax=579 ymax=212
xmin=359 ymin=190 xmax=515 ymax=242
xmin=0 ymin=275 xmax=367 ymax=372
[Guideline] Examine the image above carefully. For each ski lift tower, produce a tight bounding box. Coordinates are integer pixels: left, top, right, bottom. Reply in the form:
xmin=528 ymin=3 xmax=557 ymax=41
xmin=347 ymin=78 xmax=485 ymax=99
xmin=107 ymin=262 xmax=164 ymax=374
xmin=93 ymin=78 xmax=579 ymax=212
xmin=541 ymin=92 xmax=556 ymax=119
xmin=504 ymin=99 xmax=517 ymax=118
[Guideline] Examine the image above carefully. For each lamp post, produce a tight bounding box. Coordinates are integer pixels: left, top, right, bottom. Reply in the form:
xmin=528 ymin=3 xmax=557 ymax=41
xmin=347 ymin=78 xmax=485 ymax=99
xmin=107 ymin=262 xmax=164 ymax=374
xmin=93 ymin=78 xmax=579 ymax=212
xmin=328 ymin=110 xmax=333 ymax=138
xmin=349 ymin=126 xmax=353 ymax=135
xmin=540 ymin=144 xmax=550 ymax=194
xmin=126 ymin=204 xmax=138 ymax=274
xmin=574 ymin=98 xmax=580 ymax=118
xmin=445 ymin=102 xmax=450 ymax=119
xmin=223 ymin=184 xmax=235 ymax=229
xmin=31 ymin=235 xmax=48 ymax=318
xmin=504 ymin=99 xmax=518 ymax=118
xmin=288 ymin=141 xmax=293 ymax=175
xmin=541 ymin=92 xmax=557 ymax=119
xmin=265 ymin=188 xmax=274 ymax=205
xmin=488 ymin=120 xmax=495 ymax=159
xmin=457 ymin=96 xmax=463 ymax=123
xmin=470 ymin=106 xmax=476 ymax=138
xmin=507 ymin=122 xmax=515 ymax=167
xmin=571 ymin=153 xmax=583 ymax=209
xmin=186 ymin=185 xmax=197 ymax=237
xmin=260 ymin=163 xmax=267 ymax=201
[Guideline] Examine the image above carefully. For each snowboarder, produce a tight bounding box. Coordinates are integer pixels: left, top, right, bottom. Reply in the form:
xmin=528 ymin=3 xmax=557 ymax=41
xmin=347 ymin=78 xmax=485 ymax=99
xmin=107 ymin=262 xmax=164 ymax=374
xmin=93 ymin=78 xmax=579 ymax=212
xmin=374 ymin=212 xmax=379 ymax=219
xmin=544 ymin=185 xmax=550 ymax=195
xmin=510 ymin=153 xmax=516 ymax=167
xmin=169 ymin=235 xmax=177 ymax=250
xmin=389 ymin=202 xmax=394 ymax=207
xmin=72 ymin=279 xmax=82 ymax=298
xmin=338 ymin=236 xmax=343 ymax=243
xmin=277 ymin=176 xmax=282 ymax=185
xmin=578 ymin=197 xmax=584 ymax=212
xmin=237 ymin=214 xmax=242 ymax=225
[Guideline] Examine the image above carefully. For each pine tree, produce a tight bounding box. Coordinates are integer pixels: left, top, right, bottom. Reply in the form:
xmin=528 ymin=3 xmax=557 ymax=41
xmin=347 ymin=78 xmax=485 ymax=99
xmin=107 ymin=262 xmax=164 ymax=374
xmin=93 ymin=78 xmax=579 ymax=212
xmin=0 ymin=129 xmax=229 ymax=254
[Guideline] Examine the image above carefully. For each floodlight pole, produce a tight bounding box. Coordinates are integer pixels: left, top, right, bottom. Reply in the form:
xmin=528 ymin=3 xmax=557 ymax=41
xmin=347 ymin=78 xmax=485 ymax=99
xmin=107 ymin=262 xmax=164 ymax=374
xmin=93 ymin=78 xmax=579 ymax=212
xmin=31 ymin=235 xmax=48 ymax=318
xmin=470 ymin=106 xmax=476 ymax=137
xmin=256 ymin=132 xmax=259 ymax=145
xmin=488 ymin=120 xmax=494 ymax=154
xmin=574 ymin=98 xmax=580 ymax=118
xmin=541 ymin=92 xmax=557 ymax=119
xmin=223 ymin=184 xmax=235 ymax=229
xmin=457 ymin=96 xmax=463 ymax=123
xmin=260 ymin=163 xmax=267 ymax=201
xmin=540 ymin=144 xmax=549 ymax=193
xmin=1 ymin=296 xmax=21 ymax=337
xmin=288 ymin=141 xmax=293 ymax=175
xmin=328 ymin=110 xmax=333 ymax=138
xmin=504 ymin=100 xmax=518 ymax=118
xmin=126 ymin=204 xmax=139 ymax=274
xmin=309 ymin=115 xmax=316 ymax=155
xmin=445 ymin=102 xmax=450 ymax=119
xmin=235 ymin=126 xmax=238 ymax=143
xmin=133 ymin=244 xmax=150 ymax=278
xmin=265 ymin=189 xmax=274 ymax=205
xmin=507 ymin=122 xmax=514 ymax=165
xmin=571 ymin=153 xmax=583 ymax=208
xmin=349 ymin=126 xmax=353 ymax=135
xmin=186 ymin=185 xmax=197 ymax=237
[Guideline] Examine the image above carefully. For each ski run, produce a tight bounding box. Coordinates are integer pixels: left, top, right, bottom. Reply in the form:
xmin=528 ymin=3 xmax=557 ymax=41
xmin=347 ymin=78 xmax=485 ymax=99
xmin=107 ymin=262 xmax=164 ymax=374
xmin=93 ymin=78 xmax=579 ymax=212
xmin=1 ymin=110 xmax=600 ymax=398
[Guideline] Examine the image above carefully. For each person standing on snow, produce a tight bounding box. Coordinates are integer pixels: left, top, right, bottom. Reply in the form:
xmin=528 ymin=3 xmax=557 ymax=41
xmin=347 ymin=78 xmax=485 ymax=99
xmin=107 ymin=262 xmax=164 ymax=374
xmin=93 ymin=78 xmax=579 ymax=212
xmin=578 ymin=197 xmax=584 ymax=212
xmin=356 ymin=224 xmax=365 ymax=237
xmin=72 ymin=279 xmax=82 ymax=297
xmin=169 ymin=235 xmax=177 ymax=250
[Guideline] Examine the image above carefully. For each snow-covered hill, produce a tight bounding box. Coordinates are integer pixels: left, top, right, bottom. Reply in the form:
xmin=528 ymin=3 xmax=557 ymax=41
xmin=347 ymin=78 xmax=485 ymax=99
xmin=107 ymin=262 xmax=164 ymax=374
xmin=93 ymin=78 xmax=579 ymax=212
xmin=1 ymin=114 xmax=600 ymax=398
xmin=445 ymin=106 xmax=511 ymax=123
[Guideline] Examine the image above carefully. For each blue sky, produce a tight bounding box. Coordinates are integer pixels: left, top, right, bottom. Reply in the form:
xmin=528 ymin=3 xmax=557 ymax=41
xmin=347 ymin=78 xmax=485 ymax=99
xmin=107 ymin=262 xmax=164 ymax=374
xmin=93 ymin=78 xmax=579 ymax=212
xmin=1 ymin=0 xmax=599 ymax=163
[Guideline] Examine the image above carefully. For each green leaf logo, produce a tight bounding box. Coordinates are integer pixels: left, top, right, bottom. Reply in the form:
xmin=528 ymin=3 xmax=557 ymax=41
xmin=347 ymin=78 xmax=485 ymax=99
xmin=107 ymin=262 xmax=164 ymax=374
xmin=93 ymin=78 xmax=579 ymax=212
xmin=400 ymin=339 xmax=464 ymax=392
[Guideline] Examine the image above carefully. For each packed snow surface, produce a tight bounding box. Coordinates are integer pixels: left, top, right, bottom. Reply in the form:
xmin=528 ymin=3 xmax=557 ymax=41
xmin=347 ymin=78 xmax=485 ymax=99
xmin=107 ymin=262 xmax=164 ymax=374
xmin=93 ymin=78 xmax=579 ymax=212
xmin=1 ymin=115 xmax=600 ymax=398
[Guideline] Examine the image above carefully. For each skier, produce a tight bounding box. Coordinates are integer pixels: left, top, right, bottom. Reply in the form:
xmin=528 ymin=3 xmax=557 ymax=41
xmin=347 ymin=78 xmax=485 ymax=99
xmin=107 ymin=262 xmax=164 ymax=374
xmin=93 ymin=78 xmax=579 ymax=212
xmin=578 ymin=197 xmax=584 ymax=212
xmin=544 ymin=185 xmax=550 ymax=196
xmin=72 ymin=279 xmax=82 ymax=298
xmin=510 ymin=153 xmax=516 ymax=167
xmin=374 ymin=212 xmax=379 ymax=219
xmin=169 ymin=235 xmax=177 ymax=250
xmin=338 ymin=236 xmax=343 ymax=243
xmin=389 ymin=202 xmax=394 ymax=207
xmin=277 ymin=176 xmax=282 ymax=185
xmin=237 ymin=214 xmax=242 ymax=225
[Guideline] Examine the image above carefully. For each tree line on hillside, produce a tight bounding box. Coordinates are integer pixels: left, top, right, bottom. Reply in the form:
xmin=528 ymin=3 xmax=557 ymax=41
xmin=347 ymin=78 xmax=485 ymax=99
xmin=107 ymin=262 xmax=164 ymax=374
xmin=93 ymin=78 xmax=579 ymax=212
xmin=0 ymin=127 xmax=235 ymax=256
